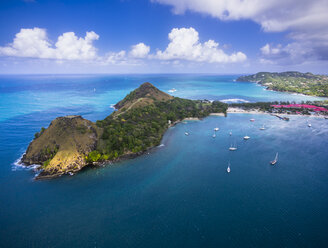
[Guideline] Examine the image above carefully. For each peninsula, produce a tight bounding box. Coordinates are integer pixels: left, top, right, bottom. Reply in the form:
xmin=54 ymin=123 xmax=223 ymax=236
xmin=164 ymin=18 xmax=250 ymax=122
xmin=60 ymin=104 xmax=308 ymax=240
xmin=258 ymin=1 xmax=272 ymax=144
xmin=237 ymin=71 xmax=328 ymax=97
xmin=21 ymin=82 xmax=227 ymax=179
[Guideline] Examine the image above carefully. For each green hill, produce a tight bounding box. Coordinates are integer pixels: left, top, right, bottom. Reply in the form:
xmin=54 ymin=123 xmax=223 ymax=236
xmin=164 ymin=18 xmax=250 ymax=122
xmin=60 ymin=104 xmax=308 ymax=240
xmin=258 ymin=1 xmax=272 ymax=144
xmin=237 ymin=71 xmax=328 ymax=97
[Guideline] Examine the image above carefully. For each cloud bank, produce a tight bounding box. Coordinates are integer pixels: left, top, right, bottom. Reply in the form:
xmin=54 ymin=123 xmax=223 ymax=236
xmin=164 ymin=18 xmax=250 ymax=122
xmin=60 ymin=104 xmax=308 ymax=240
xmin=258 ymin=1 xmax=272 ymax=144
xmin=152 ymin=0 xmax=328 ymax=33
xmin=0 ymin=27 xmax=246 ymax=66
xmin=153 ymin=0 xmax=328 ymax=64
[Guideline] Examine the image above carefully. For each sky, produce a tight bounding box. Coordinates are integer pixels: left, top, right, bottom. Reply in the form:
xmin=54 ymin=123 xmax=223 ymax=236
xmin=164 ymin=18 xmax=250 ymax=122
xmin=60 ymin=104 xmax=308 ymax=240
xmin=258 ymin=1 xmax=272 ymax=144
xmin=0 ymin=0 xmax=327 ymax=74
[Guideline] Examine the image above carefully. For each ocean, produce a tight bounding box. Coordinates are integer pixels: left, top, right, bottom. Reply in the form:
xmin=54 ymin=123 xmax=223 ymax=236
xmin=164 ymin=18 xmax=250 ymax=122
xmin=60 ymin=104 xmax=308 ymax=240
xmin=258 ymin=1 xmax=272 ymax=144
xmin=0 ymin=74 xmax=327 ymax=247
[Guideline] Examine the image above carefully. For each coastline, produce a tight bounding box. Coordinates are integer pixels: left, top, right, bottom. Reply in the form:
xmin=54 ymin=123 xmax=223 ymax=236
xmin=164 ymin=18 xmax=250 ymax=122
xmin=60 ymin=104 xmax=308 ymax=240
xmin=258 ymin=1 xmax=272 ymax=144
xmin=227 ymin=107 xmax=328 ymax=118
xmin=238 ymin=79 xmax=328 ymax=99
xmin=32 ymin=112 xmax=227 ymax=179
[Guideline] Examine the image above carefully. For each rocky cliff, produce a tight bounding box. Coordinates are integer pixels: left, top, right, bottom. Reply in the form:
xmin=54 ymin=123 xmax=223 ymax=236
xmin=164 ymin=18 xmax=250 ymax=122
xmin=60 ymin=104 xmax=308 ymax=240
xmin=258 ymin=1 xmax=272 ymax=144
xmin=22 ymin=115 xmax=102 ymax=179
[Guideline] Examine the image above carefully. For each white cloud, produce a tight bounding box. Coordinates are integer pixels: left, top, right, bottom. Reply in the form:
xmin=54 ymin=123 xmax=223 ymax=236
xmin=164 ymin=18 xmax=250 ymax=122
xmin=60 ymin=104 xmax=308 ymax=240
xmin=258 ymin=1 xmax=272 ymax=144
xmin=104 ymin=50 xmax=127 ymax=65
xmin=55 ymin=31 xmax=99 ymax=60
xmin=154 ymin=27 xmax=246 ymax=63
xmin=260 ymin=44 xmax=282 ymax=56
xmin=0 ymin=28 xmax=99 ymax=60
xmin=129 ymin=43 xmax=150 ymax=58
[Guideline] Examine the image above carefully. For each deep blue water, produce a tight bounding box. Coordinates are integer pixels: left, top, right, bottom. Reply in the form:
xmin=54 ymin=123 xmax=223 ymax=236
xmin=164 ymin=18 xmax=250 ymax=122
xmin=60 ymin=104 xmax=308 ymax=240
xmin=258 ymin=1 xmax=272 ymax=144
xmin=0 ymin=74 xmax=328 ymax=247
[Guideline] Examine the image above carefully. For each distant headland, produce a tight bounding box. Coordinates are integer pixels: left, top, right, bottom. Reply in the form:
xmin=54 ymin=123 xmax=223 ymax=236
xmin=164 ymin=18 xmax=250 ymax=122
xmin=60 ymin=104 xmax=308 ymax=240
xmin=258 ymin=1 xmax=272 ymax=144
xmin=20 ymin=82 xmax=227 ymax=179
xmin=237 ymin=71 xmax=328 ymax=97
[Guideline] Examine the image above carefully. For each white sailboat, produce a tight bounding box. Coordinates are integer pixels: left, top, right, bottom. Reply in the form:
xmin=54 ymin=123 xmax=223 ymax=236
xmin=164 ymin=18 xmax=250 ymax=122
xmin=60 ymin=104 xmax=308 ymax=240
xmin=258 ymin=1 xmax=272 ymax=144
xmin=227 ymin=162 xmax=231 ymax=173
xmin=214 ymin=127 xmax=219 ymax=131
xmin=229 ymin=142 xmax=237 ymax=151
xmin=243 ymin=135 xmax=250 ymax=140
xmin=185 ymin=132 xmax=189 ymax=136
xmin=270 ymin=152 xmax=278 ymax=165
xmin=260 ymin=125 xmax=266 ymax=130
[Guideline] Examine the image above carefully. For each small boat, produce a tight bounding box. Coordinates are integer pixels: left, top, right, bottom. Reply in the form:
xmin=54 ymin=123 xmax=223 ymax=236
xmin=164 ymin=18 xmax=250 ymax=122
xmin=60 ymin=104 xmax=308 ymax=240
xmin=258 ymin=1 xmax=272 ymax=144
xmin=270 ymin=152 xmax=278 ymax=165
xmin=308 ymin=123 xmax=312 ymax=127
xmin=250 ymin=118 xmax=255 ymax=122
xmin=214 ymin=127 xmax=219 ymax=131
xmin=212 ymin=133 xmax=216 ymax=138
xmin=227 ymin=162 xmax=231 ymax=173
xmin=260 ymin=125 xmax=266 ymax=130
xmin=229 ymin=142 xmax=237 ymax=151
xmin=229 ymin=131 xmax=232 ymax=136
xmin=185 ymin=132 xmax=189 ymax=136
xmin=243 ymin=135 xmax=250 ymax=140
xmin=168 ymin=88 xmax=177 ymax=93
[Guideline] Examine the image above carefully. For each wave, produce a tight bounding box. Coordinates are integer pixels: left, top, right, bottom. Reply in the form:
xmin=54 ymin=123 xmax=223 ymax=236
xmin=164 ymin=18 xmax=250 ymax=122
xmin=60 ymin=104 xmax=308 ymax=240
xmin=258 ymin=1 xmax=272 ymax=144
xmin=220 ymin=98 xmax=250 ymax=103
xmin=158 ymin=144 xmax=165 ymax=147
xmin=12 ymin=153 xmax=41 ymax=172
xmin=110 ymin=104 xmax=117 ymax=110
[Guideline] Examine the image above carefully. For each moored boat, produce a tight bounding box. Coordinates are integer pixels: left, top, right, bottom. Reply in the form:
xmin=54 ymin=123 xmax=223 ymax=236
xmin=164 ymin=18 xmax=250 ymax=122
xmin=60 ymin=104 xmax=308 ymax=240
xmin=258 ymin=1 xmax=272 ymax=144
xmin=229 ymin=142 xmax=237 ymax=151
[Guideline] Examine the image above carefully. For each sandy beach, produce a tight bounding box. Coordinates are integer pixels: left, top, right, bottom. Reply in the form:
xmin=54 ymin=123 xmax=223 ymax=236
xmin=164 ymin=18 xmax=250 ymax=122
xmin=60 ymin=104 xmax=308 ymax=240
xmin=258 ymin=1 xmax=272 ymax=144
xmin=209 ymin=113 xmax=225 ymax=116
xmin=227 ymin=107 xmax=266 ymax=115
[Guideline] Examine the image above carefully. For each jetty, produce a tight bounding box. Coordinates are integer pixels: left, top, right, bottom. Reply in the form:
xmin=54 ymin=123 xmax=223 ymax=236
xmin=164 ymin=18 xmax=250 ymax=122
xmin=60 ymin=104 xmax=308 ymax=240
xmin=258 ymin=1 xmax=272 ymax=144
xmin=271 ymin=114 xmax=289 ymax=121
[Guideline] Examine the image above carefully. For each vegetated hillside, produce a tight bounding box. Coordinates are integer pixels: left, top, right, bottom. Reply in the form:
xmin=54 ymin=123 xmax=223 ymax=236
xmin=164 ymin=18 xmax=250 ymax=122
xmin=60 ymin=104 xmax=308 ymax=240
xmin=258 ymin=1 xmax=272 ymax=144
xmin=95 ymin=82 xmax=227 ymax=162
xmin=237 ymin=71 xmax=328 ymax=97
xmin=22 ymin=82 xmax=227 ymax=179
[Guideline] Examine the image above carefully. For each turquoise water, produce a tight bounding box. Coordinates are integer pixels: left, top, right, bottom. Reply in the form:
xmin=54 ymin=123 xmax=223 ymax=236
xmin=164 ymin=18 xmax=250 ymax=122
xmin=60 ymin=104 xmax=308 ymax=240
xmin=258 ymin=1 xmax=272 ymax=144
xmin=0 ymin=75 xmax=328 ymax=247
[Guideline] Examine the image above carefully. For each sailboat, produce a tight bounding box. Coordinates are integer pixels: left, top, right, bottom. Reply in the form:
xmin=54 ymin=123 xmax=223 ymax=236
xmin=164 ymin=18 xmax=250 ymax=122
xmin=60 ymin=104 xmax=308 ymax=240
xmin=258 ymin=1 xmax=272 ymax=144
xmin=227 ymin=162 xmax=231 ymax=173
xmin=229 ymin=142 xmax=237 ymax=151
xmin=270 ymin=152 xmax=278 ymax=165
xmin=185 ymin=131 xmax=189 ymax=136
xmin=243 ymin=135 xmax=250 ymax=140
xmin=214 ymin=127 xmax=219 ymax=131
xmin=260 ymin=125 xmax=266 ymax=130
xmin=212 ymin=133 xmax=216 ymax=138
xmin=308 ymin=123 xmax=312 ymax=127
